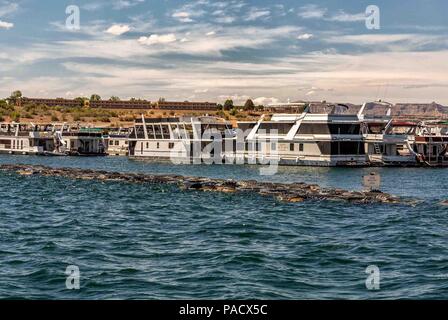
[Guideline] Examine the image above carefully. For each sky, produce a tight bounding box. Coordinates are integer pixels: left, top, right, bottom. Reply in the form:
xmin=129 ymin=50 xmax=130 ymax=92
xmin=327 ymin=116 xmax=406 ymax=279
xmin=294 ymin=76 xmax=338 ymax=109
xmin=0 ymin=0 xmax=447 ymax=105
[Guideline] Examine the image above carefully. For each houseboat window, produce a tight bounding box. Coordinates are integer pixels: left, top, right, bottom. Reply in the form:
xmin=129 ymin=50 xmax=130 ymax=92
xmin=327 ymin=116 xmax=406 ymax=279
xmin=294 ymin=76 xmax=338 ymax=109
xmin=297 ymin=124 xmax=361 ymax=135
xmin=259 ymin=123 xmax=293 ymax=134
xmin=146 ymin=142 xmax=149 ymax=149
xmin=21 ymin=140 xmax=23 ymax=149
xmin=12 ymin=140 xmax=15 ymax=149
xmin=256 ymin=143 xmax=261 ymax=152
xmin=115 ymin=141 xmax=119 ymax=146
xmin=290 ymin=143 xmax=294 ymax=151
xmin=125 ymin=141 xmax=128 ymax=145
xmin=169 ymin=143 xmax=174 ymax=149
xmin=154 ymin=126 xmax=163 ymax=139
xmin=0 ymin=139 xmax=11 ymax=149
xmin=299 ymin=143 xmax=304 ymax=152
xmin=134 ymin=125 xmax=145 ymax=139
xmin=161 ymin=125 xmax=170 ymax=138
xmin=271 ymin=142 xmax=277 ymax=151
xmin=146 ymin=125 xmax=154 ymax=138
xmin=157 ymin=142 xmax=160 ymax=149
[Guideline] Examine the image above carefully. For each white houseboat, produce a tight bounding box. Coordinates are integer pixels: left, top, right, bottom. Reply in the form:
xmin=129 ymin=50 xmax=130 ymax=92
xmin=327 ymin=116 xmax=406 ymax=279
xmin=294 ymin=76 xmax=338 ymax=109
xmin=105 ymin=128 xmax=131 ymax=156
xmin=0 ymin=123 xmax=107 ymax=156
xmin=0 ymin=123 xmax=54 ymax=155
xmin=128 ymin=116 xmax=235 ymax=163
xmin=238 ymin=101 xmax=425 ymax=167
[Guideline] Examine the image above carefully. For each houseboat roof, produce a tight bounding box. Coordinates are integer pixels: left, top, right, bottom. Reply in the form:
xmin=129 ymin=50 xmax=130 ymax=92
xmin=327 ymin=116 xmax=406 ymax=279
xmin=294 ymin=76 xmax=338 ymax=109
xmin=136 ymin=116 xmax=230 ymax=125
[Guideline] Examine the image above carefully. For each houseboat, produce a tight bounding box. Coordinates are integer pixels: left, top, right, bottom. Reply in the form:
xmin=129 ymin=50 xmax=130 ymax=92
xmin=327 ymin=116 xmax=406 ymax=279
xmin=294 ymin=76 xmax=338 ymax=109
xmin=128 ymin=116 xmax=235 ymax=163
xmin=0 ymin=123 xmax=107 ymax=156
xmin=59 ymin=126 xmax=107 ymax=156
xmin=105 ymin=128 xmax=131 ymax=156
xmin=239 ymin=103 xmax=370 ymax=166
xmin=0 ymin=123 xmax=54 ymax=155
xmin=237 ymin=101 xmax=434 ymax=167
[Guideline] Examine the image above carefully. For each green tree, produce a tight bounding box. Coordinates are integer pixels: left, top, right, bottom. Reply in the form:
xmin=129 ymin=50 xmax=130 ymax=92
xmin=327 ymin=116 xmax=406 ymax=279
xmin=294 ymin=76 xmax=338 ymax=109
xmin=74 ymin=97 xmax=88 ymax=107
xmin=8 ymin=90 xmax=23 ymax=105
xmin=244 ymin=99 xmax=255 ymax=111
xmin=109 ymin=96 xmax=120 ymax=101
xmin=90 ymin=94 xmax=101 ymax=101
xmin=223 ymin=99 xmax=234 ymax=111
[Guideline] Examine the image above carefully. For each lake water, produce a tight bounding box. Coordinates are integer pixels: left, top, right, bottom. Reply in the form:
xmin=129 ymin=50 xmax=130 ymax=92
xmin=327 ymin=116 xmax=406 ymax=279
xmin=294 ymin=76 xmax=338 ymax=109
xmin=0 ymin=154 xmax=447 ymax=299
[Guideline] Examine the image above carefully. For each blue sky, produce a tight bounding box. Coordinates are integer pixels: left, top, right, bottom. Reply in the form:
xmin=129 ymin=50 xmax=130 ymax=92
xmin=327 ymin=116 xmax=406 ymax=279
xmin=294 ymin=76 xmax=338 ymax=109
xmin=1 ymin=0 xmax=447 ymax=104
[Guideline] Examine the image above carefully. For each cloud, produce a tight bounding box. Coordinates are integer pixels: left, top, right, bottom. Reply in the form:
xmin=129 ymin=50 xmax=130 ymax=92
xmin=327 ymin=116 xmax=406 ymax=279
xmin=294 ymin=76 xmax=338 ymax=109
xmin=112 ymin=0 xmax=145 ymax=10
xmin=81 ymin=2 xmax=106 ymax=11
xmin=171 ymin=2 xmax=207 ymax=23
xmin=328 ymin=10 xmax=365 ymax=22
xmin=322 ymin=33 xmax=448 ymax=51
xmin=206 ymin=31 xmax=215 ymax=36
xmin=297 ymin=5 xmax=365 ymax=23
xmin=215 ymin=16 xmax=236 ymax=24
xmin=106 ymin=24 xmax=131 ymax=36
xmin=297 ymin=4 xmax=326 ymax=19
xmin=0 ymin=2 xmax=18 ymax=17
xmin=0 ymin=19 xmax=13 ymax=29
xmin=253 ymin=97 xmax=280 ymax=105
xmin=297 ymin=33 xmax=313 ymax=40
xmin=194 ymin=88 xmax=209 ymax=93
xmin=172 ymin=11 xmax=194 ymax=23
xmin=246 ymin=8 xmax=271 ymax=21
xmin=138 ymin=33 xmax=177 ymax=46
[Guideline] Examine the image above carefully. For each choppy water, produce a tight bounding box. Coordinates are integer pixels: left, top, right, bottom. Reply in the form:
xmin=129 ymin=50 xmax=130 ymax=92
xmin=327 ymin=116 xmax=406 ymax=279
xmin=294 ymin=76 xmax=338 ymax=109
xmin=0 ymin=154 xmax=447 ymax=299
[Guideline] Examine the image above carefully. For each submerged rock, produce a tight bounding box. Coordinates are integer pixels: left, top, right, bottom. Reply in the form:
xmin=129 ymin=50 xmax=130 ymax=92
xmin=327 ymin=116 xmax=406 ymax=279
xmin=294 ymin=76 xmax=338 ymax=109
xmin=0 ymin=164 xmax=407 ymax=205
xmin=439 ymin=200 xmax=448 ymax=206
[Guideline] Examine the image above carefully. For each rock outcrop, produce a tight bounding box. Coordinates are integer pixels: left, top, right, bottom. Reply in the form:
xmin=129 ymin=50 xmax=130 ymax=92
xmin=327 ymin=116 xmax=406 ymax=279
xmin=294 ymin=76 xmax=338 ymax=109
xmin=0 ymin=164 xmax=406 ymax=204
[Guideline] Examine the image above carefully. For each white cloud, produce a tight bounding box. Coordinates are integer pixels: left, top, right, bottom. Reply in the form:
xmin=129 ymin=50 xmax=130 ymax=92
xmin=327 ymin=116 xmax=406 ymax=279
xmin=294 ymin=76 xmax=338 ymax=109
xmin=172 ymin=11 xmax=194 ymax=23
xmin=246 ymin=8 xmax=271 ymax=21
xmin=105 ymin=24 xmax=131 ymax=36
xmin=112 ymin=0 xmax=145 ymax=10
xmin=297 ymin=4 xmax=326 ymax=19
xmin=0 ymin=2 xmax=18 ymax=17
xmin=297 ymin=33 xmax=313 ymax=40
xmin=206 ymin=31 xmax=216 ymax=36
xmin=322 ymin=33 xmax=447 ymax=51
xmin=305 ymin=90 xmax=315 ymax=96
xmin=219 ymin=94 xmax=251 ymax=103
xmin=138 ymin=34 xmax=177 ymax=46
xmin=0 ymin=20 xmax=13 ymax=29
xmin=253 ymin=97 xmax=280 ymax=105
xmin=329 ymin=10 xmax=365 ymax=22
xmin=215 ymin=16 xmax=236 ymax=24
xmin=81 ymin=2 xmax=105 ymax=11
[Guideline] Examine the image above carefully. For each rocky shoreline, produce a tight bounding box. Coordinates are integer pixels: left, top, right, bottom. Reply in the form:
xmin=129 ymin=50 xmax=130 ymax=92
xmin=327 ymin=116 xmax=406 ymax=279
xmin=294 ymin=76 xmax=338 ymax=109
xmin=0 ymin=164 xmax=406 ymax=204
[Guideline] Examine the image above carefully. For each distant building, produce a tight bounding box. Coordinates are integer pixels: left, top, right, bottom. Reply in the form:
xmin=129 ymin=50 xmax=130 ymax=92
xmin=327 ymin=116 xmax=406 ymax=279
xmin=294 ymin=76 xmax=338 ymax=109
xmin=20 ymin=98 xmax=82 ymax=108
xmin=156 ymin=101 xmax=218 ymax=111
xmin=90 ymin=100 xmax=152 ymax=109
